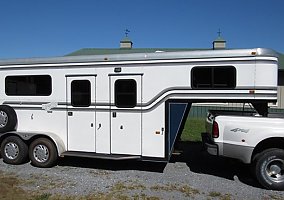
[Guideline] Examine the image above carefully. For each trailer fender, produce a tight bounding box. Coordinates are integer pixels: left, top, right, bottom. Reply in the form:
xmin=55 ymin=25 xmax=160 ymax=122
xmin=0 ymin=131 xmax=66 ymax=156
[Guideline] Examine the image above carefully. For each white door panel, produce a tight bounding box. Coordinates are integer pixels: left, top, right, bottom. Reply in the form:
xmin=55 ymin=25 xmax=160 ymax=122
xmin=111 ymin=111 xmax=141 ymax=155
xmin=66 ymin=76 xmax=96 ymax=152
xmin=110 ymin=75 xmax=142 ymax=155
xmin=67 ymin=111 xmax=95 ymax=151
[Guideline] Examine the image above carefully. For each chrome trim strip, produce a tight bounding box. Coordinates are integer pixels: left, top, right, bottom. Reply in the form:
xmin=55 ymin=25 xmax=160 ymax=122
xmin=5 ymin=92 xmax=277 ymax=113
xmin=3 ymin=87 xmax=277 ymax=109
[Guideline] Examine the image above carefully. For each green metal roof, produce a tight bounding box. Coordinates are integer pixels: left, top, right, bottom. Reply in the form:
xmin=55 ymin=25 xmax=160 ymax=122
xmin=66 ymin=48 xmax=208 ymax=56
xmin=67 ymin=48 xmax=283 ymax=69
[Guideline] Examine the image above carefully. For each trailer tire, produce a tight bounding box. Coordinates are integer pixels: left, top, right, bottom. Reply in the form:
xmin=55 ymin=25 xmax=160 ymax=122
xmin=29 ymin=138 xmax=58 ymax=168
xmin=1 ymin=136 xmax=28 ymax=165
xmin=254 ymin=148 xmax=284 ymax=190
xmin=0 ymin=105 xmax=17 ymax=133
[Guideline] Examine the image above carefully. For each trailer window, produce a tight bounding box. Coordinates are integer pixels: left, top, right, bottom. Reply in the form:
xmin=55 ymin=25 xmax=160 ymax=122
xmin=5 ymin=75 xmax=52 ymax=96
xmin=115 ymin=79 xmax=137 ymax=108
xmin=191 ymin=66 xmax=236 ymax=89
xmin=71 ymin=80 xmax=91 ymax=107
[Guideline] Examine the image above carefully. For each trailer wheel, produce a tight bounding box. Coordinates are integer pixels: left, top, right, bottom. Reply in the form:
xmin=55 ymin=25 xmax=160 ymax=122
xmin=0 ymin=105 xmax=17 ymax=133
xmin=1 ymin=136 xmax=28 ymax=165
xmin=29 ymin=138 xmax=58 ymax=168
xmin=254 ymin=148 xmax=284 ymax=190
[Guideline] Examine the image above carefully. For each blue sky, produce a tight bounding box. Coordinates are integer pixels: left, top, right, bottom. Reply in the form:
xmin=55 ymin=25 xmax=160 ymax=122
xmin=0 ymin=0 xmax=283 ymax=59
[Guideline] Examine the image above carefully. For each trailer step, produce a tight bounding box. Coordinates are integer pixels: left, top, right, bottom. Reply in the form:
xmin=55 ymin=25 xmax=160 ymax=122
xmin=61 ymin=151 xmax=141 ymax=160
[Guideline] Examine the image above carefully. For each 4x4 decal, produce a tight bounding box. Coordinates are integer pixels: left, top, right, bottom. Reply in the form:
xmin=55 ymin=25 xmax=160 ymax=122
xmin=230 ymin=128 xmax=249 ymax=133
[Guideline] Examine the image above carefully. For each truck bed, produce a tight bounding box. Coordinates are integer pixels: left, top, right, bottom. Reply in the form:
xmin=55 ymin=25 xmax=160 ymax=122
xmin=208 ymin=110 xmax=284 ymax=118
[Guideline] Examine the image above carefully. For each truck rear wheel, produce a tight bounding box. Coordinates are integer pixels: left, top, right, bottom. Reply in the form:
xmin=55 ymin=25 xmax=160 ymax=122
xmin=1 ymin=136 xmax=28 ymax=165
xmin=29 ymin=138 xmax=58 ymax=168
xmin=254 ymin=148 xmax=284 ymax=190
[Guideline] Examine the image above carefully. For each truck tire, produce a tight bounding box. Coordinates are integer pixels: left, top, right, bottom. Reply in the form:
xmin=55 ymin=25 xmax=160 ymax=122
xmin=0 ymin=105 xmax=17 ymax=133
xmin=1 ymin=136 xmax=28 ymax=165
xmin=29 ymin=138 xmax=58 ymax=168
xmin=254 ymin=148 xmax=284 ymax=190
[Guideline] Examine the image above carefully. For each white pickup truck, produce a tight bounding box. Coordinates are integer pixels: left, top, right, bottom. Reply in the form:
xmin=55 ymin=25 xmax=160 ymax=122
xmin=202 ymin=110 xmax=284 ymax=191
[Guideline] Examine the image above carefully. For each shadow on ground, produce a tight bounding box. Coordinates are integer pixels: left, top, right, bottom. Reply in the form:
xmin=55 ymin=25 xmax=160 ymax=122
xmin=57 ymin=141 xmax=262 ymax=189
xmin=171 ymin=141 xmax=262 ymax=189
xmin=58 ymin=156 xmax=167 ymax=173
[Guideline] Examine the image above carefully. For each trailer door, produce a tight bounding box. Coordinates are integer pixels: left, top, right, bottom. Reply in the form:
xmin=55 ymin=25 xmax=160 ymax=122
xmin=66 ymin=76 xmax=96 ymax=152
xmin=110 ymin=74 xmax=142 ymax=155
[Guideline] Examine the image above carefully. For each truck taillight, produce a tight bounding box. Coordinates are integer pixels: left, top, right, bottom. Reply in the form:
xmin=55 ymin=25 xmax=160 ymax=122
xmin=212 ymin=121 xmax=219 ymax=138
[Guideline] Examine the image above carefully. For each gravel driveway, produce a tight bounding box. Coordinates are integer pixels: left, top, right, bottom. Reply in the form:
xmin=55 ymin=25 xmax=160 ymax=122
xmin=1 ymin=141 xmax=284 ymax=199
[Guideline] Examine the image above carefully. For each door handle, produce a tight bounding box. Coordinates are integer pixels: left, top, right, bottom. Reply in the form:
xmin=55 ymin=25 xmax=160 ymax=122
xmin=97 ymin=123 xmax=101 ymax=130
xmin=68 ymin=112 xmax=73 ymax=116
xmin=112 ymin=112 xmax=116 ymax=118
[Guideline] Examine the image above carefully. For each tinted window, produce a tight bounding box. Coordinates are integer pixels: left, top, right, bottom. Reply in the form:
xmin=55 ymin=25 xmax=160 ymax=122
xmin=115 ymin=79 xmax=137 ymax=108
xmin=5 ymin=75 xmax=52 ymax=96
xmin=71 ymin=80 xmax=91 ymax=107
xmin=192 ymin=66 xmax=236 ymax=89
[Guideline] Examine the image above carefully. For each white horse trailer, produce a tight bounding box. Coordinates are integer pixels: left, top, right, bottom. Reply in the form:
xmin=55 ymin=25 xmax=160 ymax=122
xmin=0 ymin=48 xmax=279 ymax=167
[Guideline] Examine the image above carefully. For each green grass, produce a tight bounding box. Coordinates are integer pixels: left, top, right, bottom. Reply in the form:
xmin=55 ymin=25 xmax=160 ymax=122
xmin=0 ymin=171 xmax=160 ymax=200
xmin=150 ymin=184 xmax=200 ymax=197
xmin=208 ymin=191 xmax=221 ymax=197
xmin=181 ymin=117 xmax=205 ymax=142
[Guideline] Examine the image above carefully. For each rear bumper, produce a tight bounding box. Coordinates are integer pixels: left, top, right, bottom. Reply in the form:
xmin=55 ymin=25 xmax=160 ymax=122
xmin=201 ymin=132 xmax=219 ymax=156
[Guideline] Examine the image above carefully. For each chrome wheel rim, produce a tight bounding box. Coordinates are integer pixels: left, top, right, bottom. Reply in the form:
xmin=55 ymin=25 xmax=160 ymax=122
xmin=4 ymin=142 xmax=19 ymax=160
xmin=0 ymin=111 xmax=8 ymax=128
xmin=265 ymin=158 xmax=284 ymax=183
xmin=33 ymin=144 xmax=49 ymax=163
